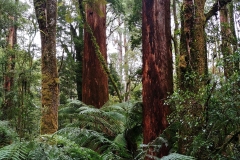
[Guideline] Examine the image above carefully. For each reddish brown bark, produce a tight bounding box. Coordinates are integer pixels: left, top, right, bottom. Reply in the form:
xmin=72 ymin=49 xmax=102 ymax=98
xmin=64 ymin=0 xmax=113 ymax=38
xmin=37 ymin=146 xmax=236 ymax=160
xmin=82 ymin=3 xmax=109 ymax=108
xmin=5 ymin=22 xmax=16 ymax=92
xmin=34 ymin=0 xmax=59 ymax=134
xmin=142 ymin=0 xmax=173 ymax=158
xmin=2 ymin=15 xmax=17 ymax=120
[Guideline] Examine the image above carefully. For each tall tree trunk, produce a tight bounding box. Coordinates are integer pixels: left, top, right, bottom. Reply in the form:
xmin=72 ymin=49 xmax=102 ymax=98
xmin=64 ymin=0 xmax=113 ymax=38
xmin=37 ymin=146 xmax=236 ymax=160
xmin=34 ymin=0 xmax=59 ymax=134
xmin=70 ymin=24 xmax=83 ymax=101
xmin=178 ymin=0 xmax=232 ymax=154
xmin=172 ymin=0 xmax=180 ymax=87
xmin=192 ymin=0 xmax=208 ymax=81
xmin=124 ymin=29 xmax=130 ymax=101
xmin=2 ymin=10 xmax=17 ymax=120
xmin=179 ymin=0 xmax=208 ymax=91
xmin=220 ymin=5 xmax=233 ymax=78
xmin=142 ymin=0 xmax=173 ymax=158
xmin=82 ymin=2 xmax=109 ymax=108
xmin=118 ymin=18 xmax=123 ymax=84
xmin=229 ymin=2 xmax=239 ymax=72
xmin=179 ymin=0 xmax=194 ymax=91
xmin=179 ymin=0 xmax=232 ymax=91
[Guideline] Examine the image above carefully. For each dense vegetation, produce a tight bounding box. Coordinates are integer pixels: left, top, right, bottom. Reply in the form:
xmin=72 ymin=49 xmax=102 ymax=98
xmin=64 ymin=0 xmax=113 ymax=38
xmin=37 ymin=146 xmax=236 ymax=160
xmin=0 ymin=0 xmax=240 ymax=159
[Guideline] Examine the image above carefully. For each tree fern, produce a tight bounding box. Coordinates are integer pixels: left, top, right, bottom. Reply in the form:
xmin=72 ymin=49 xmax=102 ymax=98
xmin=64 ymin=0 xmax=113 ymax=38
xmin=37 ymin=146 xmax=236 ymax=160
xmin=56 ymin=127 xmax=131 ymax=159
xmin=77 ymin=105 xmax=124 ymax=136
xmin=28 ymin=135 xmax=102 ymax=160
xmin=0 ymin=121 xmax=18 ymax=147
xmin=0 ymin=142 xmax=28 ymax=160
xmin=58 ymin=100 xmax=143 ymax=159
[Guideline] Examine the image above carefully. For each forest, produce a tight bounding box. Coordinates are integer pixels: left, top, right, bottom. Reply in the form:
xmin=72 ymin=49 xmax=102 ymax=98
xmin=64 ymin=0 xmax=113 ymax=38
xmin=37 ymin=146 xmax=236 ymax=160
xmin=0 ymin=0 xmax=240 ymax=159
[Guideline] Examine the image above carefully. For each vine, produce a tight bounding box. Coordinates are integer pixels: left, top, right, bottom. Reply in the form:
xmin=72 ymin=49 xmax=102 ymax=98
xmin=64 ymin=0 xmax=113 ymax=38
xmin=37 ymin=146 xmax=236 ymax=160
xmin=79 ymin=0 xmax=122 ymax=102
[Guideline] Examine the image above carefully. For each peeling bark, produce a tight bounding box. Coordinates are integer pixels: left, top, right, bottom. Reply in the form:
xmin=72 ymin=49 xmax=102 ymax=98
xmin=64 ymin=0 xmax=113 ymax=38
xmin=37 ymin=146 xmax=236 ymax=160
xmin=142 ymin=0 xmax=173 ymax=158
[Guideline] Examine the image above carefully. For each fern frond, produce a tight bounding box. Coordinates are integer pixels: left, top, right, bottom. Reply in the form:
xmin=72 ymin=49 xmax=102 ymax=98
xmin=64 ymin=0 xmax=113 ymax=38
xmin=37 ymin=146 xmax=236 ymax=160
xmin=28 ymin=135 xmax=102 ymax=160
xmin=67 ymin=99 xmax=86 ymax=107
xmin=0 ymin=142 xmax=28 ymax=160
xmin=56 ymin=127 xmax=131 ymax=159
xmin=160 ymin=153 xmax=196 ymax=160
xmin=77 ymin=105 xmax=124 ymax=136
xmin=0 ymin=121 xmax=18 ymax=147
xmin=114 ymin=133 xmax=127 ymax=147
xmin=58 ymin=100 xmax=142 ymax=159
xmin=78 ymin=106 xmax=102 ymax=114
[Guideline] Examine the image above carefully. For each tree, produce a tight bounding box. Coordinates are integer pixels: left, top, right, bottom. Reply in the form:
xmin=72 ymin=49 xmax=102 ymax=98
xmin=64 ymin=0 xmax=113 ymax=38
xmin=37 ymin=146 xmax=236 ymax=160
xmin=34 ymin=0 xmax=59 ymax=134
xmin=177 ymin=0 xmax=233 ymax=154
xmin=220 ymin=5 xmax=234 ymax=78
xmin=0 ymin=0 xmax=19 ymax=120
xmin=2 ymin=12 xmax=17 ymax=120
xmin=72 ymin=23 xmax=84 ymax=101
xmin=178 ymin=0 xmax=232 ymax=91
xmin=229 ymin=1 xmax=239 ymax=72
xmin=57 ymin=0 xmax=84 ymax=101
xmin=142 ymin=0 xmax=173 ymax=158
xmin=81 ymin=0 xmax=109 ymax=108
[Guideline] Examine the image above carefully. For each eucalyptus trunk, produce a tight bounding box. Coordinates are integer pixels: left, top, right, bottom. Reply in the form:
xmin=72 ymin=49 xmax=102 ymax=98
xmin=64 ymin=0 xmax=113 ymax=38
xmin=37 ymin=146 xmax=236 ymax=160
xmin=34 ymin=0 xmax=59 ymax=134
xmin=124 ymin=30 xmax=130 ymax=101
xmin=172 ymin=0 xmax=180 ymax=87
xmin=220 ymin=5 xmax=233 ymax=78
xmin=142 ymin=0 xmax=173 ymax=158
xmin=178 ymin=0 xmax=232 ymax=154
xmin=179 ymin=0 xmax=232 ymax=91
xmin=179 ymin=0 xmax=207 ymax=91
xmin=229 ymin=2 xmax=239 ymax=72
xmin=82 ymin=3 xmax=109 ymax=108
xmin=70 ymin=24 xmax=83 ymax=101
xmin=2 ymin=9 xmax=17 ymax=120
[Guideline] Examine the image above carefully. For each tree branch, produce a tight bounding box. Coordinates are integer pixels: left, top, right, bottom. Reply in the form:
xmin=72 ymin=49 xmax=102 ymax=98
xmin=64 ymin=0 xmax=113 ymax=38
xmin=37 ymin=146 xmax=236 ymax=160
xmin=214 ymin=130 xmax=240 ymax=154
xmin=205 ymin=0 xmax=232 ymax=22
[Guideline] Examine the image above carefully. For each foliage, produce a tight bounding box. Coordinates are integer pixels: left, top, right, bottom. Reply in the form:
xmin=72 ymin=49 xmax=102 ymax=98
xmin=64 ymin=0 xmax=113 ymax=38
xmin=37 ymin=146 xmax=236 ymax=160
xmin=0 ymin=100 xmax=143 ymax=159
xmin=125 ymin=0 xmax=142 ymax=49
xmin=0 ymin=0 xmax=239 ymax=159
xmin=0 ymin=135 xmax=102 ymax=160
xmin=167 ymin=72 xmax=240 ymax=159
xmin=107 ymin=0 xmax=124 ymax=15
xmin=59 ymin=99 xmax=143 ymax=158
xmin=160 ymin=153 xmax=196 ymax=160
xmin=0 ymin=46 xmax=41 ymax=137
xmin=0 ymin=0 xmax=29 ymax=46
xmin=0 ymin=142 xmax=29 ymax=160
xmin=109 ymin=63 xmax=123 ymax=97
xmin=0 ymin=121 xmax=17 ymax=148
